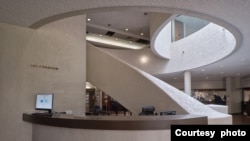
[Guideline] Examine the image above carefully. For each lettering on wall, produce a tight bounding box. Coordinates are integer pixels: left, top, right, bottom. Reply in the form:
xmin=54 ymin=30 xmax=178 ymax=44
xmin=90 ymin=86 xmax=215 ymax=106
xmin=30 ymin=64 xmax=59 ymax=70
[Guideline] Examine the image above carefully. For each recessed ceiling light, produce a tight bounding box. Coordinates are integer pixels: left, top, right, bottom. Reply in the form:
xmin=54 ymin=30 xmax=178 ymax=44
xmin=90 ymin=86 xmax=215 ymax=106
xmin=125 ymin=28 xmax=128 ymax=31
xmin=140 ymin=33 xmax=144 ymax=36
xmin=140 ymin=55 xmax=149 ymax=64
xmin=99 ymin=34 xmax=103 ymax=37
xmin=87 ymin=18 xmax=91 ymax=22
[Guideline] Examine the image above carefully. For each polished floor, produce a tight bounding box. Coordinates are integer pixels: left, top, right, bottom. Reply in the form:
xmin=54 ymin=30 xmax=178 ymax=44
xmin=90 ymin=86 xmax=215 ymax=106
xmin=232 ymin=114 xmax=250 ymax=125
xmin=95 ymin=110 xmax=250 ymax=124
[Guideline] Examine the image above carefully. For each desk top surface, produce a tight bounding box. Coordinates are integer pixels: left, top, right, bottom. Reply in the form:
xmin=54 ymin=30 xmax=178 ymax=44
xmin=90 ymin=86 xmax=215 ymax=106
xmin=23 ymin=113 xmax=208 ymax=130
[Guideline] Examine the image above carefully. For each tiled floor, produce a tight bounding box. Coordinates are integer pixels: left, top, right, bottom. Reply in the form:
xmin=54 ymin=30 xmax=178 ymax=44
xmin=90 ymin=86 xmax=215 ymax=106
xmin=232 ymin=114 xmax=250 ymax=125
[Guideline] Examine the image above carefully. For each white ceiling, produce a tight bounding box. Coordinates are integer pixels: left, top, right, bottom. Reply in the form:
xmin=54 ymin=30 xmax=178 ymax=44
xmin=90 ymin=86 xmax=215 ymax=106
xmin=81 ymin=10 xmax=250 ymax=82
xmin=86 ymin=10 xmax=151 ymax=48
xmin=1 ymin=0 xmax=250 ymax=82
xmin=87 ymin=11 xmax=150 ymax=38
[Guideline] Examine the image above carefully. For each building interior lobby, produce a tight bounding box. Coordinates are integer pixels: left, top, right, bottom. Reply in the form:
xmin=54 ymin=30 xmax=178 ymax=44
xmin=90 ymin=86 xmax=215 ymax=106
xmin=1 ymin=1 xmax=250 ymax=141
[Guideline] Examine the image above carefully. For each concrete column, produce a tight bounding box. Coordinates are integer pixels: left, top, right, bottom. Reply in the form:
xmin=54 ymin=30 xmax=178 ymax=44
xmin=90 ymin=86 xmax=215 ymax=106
xmin=226 ymin=77 xmax=242 ymax=114
xmin=184 ymin=71 xmax=192 ymax=96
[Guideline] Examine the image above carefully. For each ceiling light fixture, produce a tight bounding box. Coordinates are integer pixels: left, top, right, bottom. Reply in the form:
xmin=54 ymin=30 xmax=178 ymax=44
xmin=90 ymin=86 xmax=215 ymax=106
xmin=87 ymin=18 xmax=91 ymax=22
xmin=125 ymin=28 xmax=128 ymax=31
xmin=140 ymin=55 xmax=149 ymax=64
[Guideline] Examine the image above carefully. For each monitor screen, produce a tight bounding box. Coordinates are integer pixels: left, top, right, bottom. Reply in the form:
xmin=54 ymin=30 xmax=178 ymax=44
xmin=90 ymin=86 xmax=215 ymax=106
xmin=142 ymin=106 xmax=155 ymax=112
xmin=140 ymin=106 xmax=155 ymax=115
xmin=35 ymin=93 xmax=54 ymax=112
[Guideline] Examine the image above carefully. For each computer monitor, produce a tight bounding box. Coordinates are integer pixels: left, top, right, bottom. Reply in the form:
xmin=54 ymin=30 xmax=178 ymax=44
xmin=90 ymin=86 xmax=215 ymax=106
xmin=139 ymin=106 xmax=156 ymax=115
xmin=35 ymin=93 xmax=54 ymax=114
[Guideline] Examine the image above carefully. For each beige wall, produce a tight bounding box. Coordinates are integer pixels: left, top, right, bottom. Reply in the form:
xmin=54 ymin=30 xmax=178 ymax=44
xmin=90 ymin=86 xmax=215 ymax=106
xmin=0 ymin=15 xmax=86 ymax=141
xmin=86 ymin=44 xmax=187 ymax=114
xmin=87 ymin=44 xmax=232 ymax=125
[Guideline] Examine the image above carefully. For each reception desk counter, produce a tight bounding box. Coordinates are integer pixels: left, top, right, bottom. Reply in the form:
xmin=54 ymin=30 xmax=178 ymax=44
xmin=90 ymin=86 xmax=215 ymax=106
xmin=23 ymin=113 xmax=207 ymax=141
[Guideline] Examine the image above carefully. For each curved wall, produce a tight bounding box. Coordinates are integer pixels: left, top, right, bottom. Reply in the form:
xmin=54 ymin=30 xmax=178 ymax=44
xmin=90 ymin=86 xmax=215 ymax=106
xmin=99 ymin=23 xmax=236 ymax=75
xmin=0 ymin=15 xmax=86 ymax=141
xmin=33 ymin=124 xmax=170 ymax=141
xmin=167 ymin=23 xmax=236 ymax=73
xmin=87 ymin=44 xmax=232 ymax=124
xmin=0 ymin=1 xmax=246 ymax=141
xmin=150 ymin=13 xmax=174 ymax=59
xmin=151 ymin=17 xmax=237 ymax=73
xmin=87 ymin=44 xmax=187 ymax=114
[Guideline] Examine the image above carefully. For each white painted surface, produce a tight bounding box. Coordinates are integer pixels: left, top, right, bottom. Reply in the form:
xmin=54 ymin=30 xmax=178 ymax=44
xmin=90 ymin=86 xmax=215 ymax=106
xmin=87 ymin=44 xmax=232 ymax=125
xmin=150 ymin=13 xmax=173 ymax=59
xmin=184 ymin=71 xmax=192 ymax=96
xmin=207 ymin=104 xmax=228 ymax=114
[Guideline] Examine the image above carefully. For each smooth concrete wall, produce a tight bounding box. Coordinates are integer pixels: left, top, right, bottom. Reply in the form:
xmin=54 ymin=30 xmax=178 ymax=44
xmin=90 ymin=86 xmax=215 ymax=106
xmin=0 ymin=23 xmax=33 ymax=141
xmin=0 ymin=15 xmax=86 ymax=141
xmin=97 ymin=47 xmax=169 ymax=74
xmin=150 ymin=12 xmax=172 ymax=59
xmin=87 ymin=44 xmax=187 ymax=114
xmin=37 ymin=15 xmax=86 ymax=113
xmin=87 ymin=44 xmax=232 ymax=124
xmin=166 ymin=23 xmax=236 ymax=73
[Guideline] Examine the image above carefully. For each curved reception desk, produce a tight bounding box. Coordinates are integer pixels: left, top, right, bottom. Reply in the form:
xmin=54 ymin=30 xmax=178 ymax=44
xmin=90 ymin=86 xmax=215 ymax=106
xmin=23 ymin=113 xmax=207 ymax=141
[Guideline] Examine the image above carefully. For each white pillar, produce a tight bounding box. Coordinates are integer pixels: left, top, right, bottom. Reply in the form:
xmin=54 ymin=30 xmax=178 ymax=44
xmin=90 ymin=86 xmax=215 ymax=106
xmin=184 ymin=71 xmax=192 ymax=96
xmin=226 ymin=77 xmax=242 ymax=114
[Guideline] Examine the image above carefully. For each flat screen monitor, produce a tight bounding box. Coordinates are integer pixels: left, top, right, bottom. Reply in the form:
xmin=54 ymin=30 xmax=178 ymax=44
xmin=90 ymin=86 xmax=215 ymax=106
xmin=139 ymin=106 xmax=155 ymax=115
xmin=35 ymin=93 xmax=54 ymax=113
xmin=142 ymin=106 xmax=155 ymax=112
